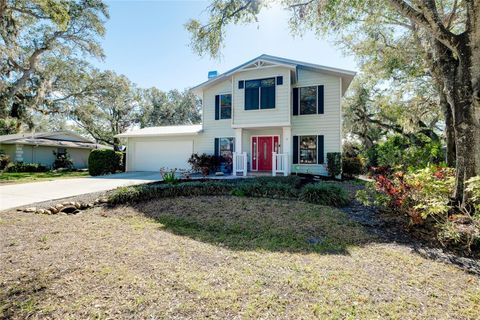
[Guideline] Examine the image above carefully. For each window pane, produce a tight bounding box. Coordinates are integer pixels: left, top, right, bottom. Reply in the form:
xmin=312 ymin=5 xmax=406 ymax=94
xmin=260 ymin=86 xmax=275 ymax=109
xmin=220 ymin=94 xmax=231 ymax=119
xmin=299 ymin=136 xmax=317 ymax=164
xmin=245 ymin=88 xmax=259 ymax=110
xmin=245 ymin=80 xmax=260 ymax=88
xmin=300 ymin=86 xmax=317 ymax=115
xmin=220 ymin=94 xmax=231 ymax=107
xmin=260 ymin=78 xmax=275 ymax=87
xmin=221 ymin=105 xmax=231 ymax=119
xmin=219 ymin=137 xmax=234 ymax=158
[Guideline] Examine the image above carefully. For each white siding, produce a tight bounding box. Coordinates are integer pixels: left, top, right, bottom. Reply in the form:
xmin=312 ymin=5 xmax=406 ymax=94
xmin=232 ymin=67 xmax=291 ymax=127
xmin=197 ymin=79 xmax=235 ymax=154
xmin=291 ymin=69 xmax=342 ymax=175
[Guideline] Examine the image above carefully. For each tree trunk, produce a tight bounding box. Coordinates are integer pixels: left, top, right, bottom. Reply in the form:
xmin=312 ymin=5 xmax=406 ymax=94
xmin=469 ymin=0 xmax=480 ymax=184
xmin=434 ymin=39 xmax=479 ymax=206
xmin=440 ymin=89 xmax=456 ymax=167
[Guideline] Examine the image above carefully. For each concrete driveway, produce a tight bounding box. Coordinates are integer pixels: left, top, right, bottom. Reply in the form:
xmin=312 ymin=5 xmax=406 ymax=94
xmin=0 ymin=172 xmax=161 ymax=211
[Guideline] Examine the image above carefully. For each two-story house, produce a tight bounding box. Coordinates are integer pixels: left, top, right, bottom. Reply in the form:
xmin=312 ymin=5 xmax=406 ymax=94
xmin=117 ymin=55 xmax=355 ymax=176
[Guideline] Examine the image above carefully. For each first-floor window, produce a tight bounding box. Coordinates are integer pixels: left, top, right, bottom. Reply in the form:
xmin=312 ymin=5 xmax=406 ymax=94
xmin=299 ymin=136 xmax=317 ymax=164
xmin=219 ymin=137 xmax=234 ymax=159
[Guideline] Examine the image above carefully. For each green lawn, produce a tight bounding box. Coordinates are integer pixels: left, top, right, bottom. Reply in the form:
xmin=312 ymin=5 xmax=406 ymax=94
xmin=1 ymin=196 xmax=478 ymax=319
xmin=0 ymin=171 xmax=90 ymax=184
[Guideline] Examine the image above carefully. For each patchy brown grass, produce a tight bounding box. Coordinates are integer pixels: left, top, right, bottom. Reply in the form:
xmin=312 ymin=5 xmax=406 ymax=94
xmin=1 ymin=196 xmax=479 ymax=319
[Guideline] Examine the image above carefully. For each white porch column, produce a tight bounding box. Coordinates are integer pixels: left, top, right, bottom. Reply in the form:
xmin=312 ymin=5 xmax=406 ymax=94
xmin=282 ymin=126 xmax=292 ymax=174
xmin=234 ymin=128 xmax=242 ymax=153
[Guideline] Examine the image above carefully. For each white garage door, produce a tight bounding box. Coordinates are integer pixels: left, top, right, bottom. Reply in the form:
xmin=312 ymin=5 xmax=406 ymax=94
xmin=132 ymin=140 xmax=193 ymax=171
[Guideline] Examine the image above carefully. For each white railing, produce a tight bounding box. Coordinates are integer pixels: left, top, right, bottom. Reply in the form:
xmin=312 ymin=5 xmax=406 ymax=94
xmin=272 ymin=152 xmax=289 ymax=176
xmin=232 ymin=152 xmax=248 ymax=176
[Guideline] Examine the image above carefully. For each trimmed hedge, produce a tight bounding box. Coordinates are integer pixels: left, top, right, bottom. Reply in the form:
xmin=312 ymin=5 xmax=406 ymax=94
xmin=88 ymin=149 xmax=123 ymax=176
xmin=300 ymin=183 xmax=350 ymax=207
xmin=231 ymin=181 xmax=299 ymax=198
xmin=327 ymin=152 xmax=342 ymax=178
xmin=109 ymin=181 xmax=234 ymax=205
xmin=5 ymin=162 xmax=48 ymax=172
xmin=108 ymin=177 xmax=350 ymax=207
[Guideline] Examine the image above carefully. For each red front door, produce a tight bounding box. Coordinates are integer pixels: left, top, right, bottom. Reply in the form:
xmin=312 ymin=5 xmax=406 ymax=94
xmin=257 ymin=136 xmax=273 ymax=171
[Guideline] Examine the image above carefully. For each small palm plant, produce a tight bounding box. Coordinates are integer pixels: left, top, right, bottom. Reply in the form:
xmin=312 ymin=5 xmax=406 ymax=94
xmin=160 ymin=167 xmax=177 ymax=184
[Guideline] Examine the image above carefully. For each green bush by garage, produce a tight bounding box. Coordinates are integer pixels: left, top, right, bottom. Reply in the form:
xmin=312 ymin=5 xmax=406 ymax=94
xmin=88 ymin=149 xmax=124 ymax=176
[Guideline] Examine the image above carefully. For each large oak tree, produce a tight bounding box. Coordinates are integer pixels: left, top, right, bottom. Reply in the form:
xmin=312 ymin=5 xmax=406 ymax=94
xmin=0 ymin=0 xmax=108 ymax=131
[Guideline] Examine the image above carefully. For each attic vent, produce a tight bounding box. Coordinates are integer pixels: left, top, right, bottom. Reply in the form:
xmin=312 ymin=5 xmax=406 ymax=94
xmin=208 ymin=71 xmax=218 ymax=79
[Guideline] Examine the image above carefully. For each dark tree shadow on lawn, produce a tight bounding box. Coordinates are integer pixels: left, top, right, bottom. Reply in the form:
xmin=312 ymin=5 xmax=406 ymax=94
xmin=127 ymin=196 xmax=374 ymax=255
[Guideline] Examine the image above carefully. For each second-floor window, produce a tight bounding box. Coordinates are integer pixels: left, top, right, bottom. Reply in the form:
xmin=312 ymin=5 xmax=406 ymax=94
xmin=220 ymin=94 xmax=231 ymax=119
xmin=245 ymin=78 xmax=276 ymax=110
xmin=300 ymin=87 xmax=317 ymax=115
xmin=293 ymin=85 xmax=324 ymax=115
xmin=215 ymin=94 xmax=231 ymax=120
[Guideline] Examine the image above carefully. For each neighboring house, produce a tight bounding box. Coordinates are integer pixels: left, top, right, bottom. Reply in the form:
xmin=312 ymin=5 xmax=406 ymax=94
xmin=0 ymin=131 xmax=109 ymax=169
xmin=116 ymin=55 xmax=355 ymax=176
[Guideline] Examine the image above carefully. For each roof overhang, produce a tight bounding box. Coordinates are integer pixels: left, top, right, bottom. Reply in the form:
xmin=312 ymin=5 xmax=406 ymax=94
xmin=0 ymin=139 xmax=109 ymax=149
xmin=115 ymin=125 xmax=203 ymax=138
xmin=191 ymin=54 xmax=356 ymax=96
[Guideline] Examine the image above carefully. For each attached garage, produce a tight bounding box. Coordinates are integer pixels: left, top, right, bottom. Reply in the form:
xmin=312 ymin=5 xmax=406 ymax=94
xmin=116 ymin=125 xmax=203 ymax=172
xmin=131 ymin=139 xmax=193 ymax=171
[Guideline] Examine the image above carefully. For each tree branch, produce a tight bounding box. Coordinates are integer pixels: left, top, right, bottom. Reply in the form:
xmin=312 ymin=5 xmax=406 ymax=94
xmin=387 ymin=0 xmax=459 ymax=53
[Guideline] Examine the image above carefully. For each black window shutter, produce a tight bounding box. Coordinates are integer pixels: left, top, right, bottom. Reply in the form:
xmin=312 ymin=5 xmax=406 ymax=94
xmin=276 ymin=76 xmax=283 ymax=85
xmin=238 ymin=81 xmax=244 ymax=89
xmin=317 ymin=85 xmax=324 ymax=114
xmin=317 ymin=135 xmax=324 ymax=164
xmin=293 ymin=88 xmax=299 ymax=116
xmin=214 ymin=138 xmax=219 ymax=156
xmin=293 ymin=136 xmax=299 ymax=164
xmin=215 ymin=95 xmax=220 ymax=120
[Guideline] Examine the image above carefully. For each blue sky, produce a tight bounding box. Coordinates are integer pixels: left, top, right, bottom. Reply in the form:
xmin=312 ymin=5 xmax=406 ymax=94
xmin=91 ymin=1 xmax=357 ymax=90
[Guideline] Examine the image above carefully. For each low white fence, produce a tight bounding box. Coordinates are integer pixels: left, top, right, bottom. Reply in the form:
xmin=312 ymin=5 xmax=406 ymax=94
xmin=272 ymin=152 xmax=289 ymax=176
xmin=232 ymin=152 xmax=247 ymax=176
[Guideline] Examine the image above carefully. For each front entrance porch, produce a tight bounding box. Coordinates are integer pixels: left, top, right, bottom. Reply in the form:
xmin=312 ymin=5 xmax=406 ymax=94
xmin=231 ymin=127 xmax=291 ymax=176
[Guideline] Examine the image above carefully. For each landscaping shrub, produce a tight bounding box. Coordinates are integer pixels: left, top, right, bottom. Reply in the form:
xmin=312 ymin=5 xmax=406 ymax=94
xmin=109 ymin=181 xmax=234 ymax=205
xmin=109 ymin=176 xmax=350 ymax=208
xmin=326 ymin=152 xmax=342 ymax=178
xmin=373 ymin=134 xmax=443 ymax=171
xmin=52 ymin=150 xmax=74 ymax=170
xmin=231 ymin=181 xmax=299 ymax=199
xmin=88 ymin=149 xmax=123 ymax=176
xmin=160 ymin=168 xmax=178 ymax=184
xmin=0 ymin=152 xmax=10 ymax=170
xmin=356 ymin=166 xmax=480 ymax=252
xmin=188 ymin=153 xmax=221 ymax=176
xmin=254 ymin=175 xmax=304 ymax=189
xmin=300 ymin=183 xmax=350 ymax=207
xmin=342 ymin=155 xmax=364 ymax=178
xmin=5 ymin=162 xmax=48 ymax=172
